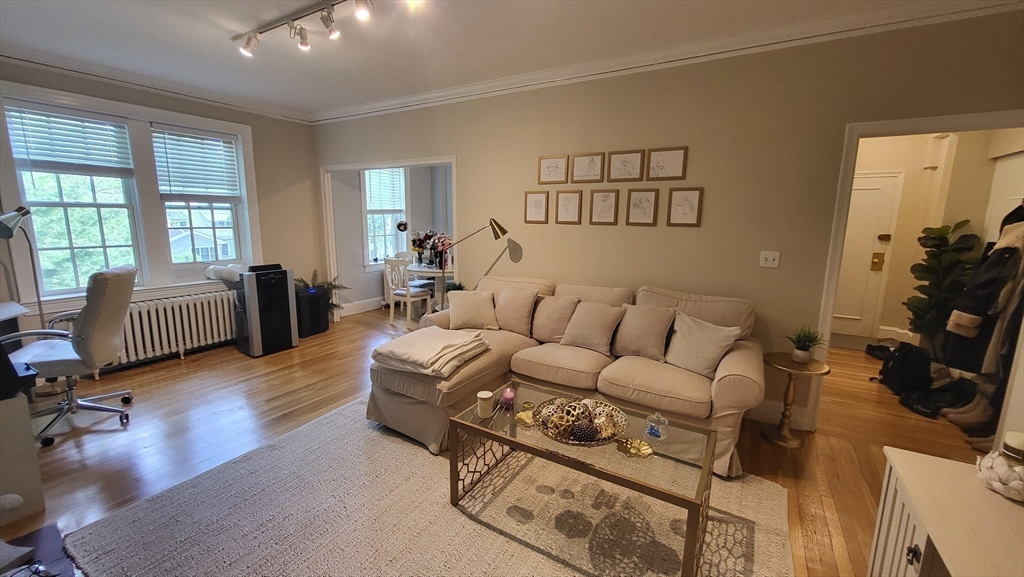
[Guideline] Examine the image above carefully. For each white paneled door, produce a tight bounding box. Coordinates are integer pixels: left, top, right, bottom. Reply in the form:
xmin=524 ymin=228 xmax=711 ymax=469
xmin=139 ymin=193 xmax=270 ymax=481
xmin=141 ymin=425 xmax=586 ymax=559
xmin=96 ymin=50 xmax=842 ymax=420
xmin=833 ymin=174 xmax=901 ymax=337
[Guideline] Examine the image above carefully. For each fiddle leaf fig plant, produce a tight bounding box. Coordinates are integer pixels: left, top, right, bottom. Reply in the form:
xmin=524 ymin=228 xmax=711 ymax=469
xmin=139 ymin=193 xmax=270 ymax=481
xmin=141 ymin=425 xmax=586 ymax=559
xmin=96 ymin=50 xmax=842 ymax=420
xmin=902 ymin=219 xmax=980 ymax=361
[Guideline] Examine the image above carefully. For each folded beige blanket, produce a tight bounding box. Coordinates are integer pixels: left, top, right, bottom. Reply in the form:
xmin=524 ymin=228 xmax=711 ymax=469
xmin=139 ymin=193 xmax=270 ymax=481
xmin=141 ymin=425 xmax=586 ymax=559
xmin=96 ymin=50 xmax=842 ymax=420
xmin=371 ymin=326 xmax=489 ymax=378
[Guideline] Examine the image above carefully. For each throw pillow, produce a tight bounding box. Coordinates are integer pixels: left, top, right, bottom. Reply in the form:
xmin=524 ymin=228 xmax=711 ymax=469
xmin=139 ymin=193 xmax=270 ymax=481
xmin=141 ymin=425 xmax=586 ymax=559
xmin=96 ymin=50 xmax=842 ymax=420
xmin=494 ymin=286 xmax=539 ymax=337
xmin=610 ymin=304 xmax=677 ymax=361
xmin=665 ymin=312 xmax=742 ymax=379
xmin=448 ymin=291 xmax=499 ymax=330
xmin=560 ymin=301 xmax=626 ymax=356
xmin=532 ymin=295 xmax=581 ymax=343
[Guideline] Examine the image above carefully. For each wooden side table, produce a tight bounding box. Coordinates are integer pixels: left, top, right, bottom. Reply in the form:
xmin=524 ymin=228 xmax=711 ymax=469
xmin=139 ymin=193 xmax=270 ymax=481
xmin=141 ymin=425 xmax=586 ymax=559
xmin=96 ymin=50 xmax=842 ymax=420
xmin=762 ymin=352 xmax=830 ymax=449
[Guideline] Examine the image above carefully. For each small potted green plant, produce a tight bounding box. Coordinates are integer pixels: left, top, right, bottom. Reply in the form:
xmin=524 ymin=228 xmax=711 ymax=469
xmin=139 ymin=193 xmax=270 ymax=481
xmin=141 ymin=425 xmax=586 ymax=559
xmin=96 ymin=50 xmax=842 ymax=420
xmin=786 ymin=327 xmax=824 ymax=364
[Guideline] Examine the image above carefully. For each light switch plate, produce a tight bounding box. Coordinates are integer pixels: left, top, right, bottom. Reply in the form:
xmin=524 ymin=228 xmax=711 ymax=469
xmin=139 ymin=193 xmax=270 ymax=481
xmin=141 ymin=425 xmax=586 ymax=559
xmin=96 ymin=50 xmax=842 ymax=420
xmin=760 ymin=251 xmax=780 ymax=268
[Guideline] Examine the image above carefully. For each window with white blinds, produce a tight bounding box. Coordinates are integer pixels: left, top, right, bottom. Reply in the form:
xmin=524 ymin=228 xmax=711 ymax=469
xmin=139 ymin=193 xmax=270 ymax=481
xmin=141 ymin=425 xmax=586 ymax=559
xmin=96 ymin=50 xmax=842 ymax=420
xmin=4 ymin=105 xmax=134 ymax=178
xmin=362 ymin=168 xmax=407 ymax=266
xmin=151 ymin=127 xmax=241 ymax=197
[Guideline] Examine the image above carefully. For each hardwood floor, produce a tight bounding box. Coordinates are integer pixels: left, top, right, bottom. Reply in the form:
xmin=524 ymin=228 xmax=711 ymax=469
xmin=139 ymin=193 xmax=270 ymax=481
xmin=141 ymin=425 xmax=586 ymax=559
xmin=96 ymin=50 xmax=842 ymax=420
xmin=2 ymin=313 xmax=982 ymax=577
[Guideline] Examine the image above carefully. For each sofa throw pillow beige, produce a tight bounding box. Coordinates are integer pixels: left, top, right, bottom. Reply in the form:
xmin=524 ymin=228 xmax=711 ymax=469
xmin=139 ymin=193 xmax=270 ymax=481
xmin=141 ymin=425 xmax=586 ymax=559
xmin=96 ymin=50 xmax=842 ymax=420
xmin=610 ymin=304 xmax=677 ymax=361
xmin=665 ymin=311 xmax=742 ymax=378
xmin=560 ymin=302 xmax=626 ymax=356
xmin=494 ymin=286 xmax=539 ymax=337
xmin=448 ymin=291 xmax=499 ymax=330
xmin=531 ymin=295 xmax=581 ymax=343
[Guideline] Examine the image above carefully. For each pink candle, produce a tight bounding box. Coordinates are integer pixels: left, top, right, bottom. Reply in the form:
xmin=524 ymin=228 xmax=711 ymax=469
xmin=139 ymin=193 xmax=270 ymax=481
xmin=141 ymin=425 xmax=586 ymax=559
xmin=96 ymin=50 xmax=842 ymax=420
xmin=500 ymin=387 xmax=515 ymax=408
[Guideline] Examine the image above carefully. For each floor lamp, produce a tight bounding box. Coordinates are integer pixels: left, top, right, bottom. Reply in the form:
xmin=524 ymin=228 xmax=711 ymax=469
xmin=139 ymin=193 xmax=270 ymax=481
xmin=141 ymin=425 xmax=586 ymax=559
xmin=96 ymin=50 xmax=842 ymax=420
xmin=0 ymin=206 xmax=47 ymax=330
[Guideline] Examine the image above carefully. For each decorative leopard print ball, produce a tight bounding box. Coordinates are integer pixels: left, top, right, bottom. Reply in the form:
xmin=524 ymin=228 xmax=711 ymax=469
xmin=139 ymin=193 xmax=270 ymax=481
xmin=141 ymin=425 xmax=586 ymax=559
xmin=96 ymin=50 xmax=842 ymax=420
xmin=562 ymin=402 xmax=593 ymax=424
xmin=571 ymin=420 xmax=601 ymax=443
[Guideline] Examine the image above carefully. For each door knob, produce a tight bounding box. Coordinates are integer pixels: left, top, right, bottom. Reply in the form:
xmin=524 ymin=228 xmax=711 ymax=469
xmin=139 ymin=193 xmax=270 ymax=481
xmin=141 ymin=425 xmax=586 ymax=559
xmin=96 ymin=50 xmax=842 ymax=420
xmin=906 ymin=544 xmax=921 ymax=566
xmin=878 ymin=233 xmax=892 ymax=242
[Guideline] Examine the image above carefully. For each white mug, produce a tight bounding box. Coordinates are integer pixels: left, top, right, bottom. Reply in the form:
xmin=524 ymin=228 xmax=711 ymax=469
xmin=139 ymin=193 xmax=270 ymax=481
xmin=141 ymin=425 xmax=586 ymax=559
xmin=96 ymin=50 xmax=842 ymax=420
xmin=477 ymin=390 xmax=494 ymax=418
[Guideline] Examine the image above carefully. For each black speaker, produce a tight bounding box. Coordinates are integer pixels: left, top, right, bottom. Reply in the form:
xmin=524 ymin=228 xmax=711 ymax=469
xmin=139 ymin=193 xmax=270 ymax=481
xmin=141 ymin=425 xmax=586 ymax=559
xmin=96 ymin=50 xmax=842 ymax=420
xmin=295 ymin=288 xmax=331 ymax=338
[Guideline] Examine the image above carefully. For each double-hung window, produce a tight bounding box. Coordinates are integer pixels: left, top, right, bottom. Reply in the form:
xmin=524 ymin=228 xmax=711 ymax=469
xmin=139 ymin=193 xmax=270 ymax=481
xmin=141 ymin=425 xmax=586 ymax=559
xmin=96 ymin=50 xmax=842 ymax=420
xmin=362 ymin=168 xmax=407 ymax=266
xmin=4 ymin=105 xmax=139 ymax=294
xmin=152 ymin=126 xmax=241 ymax=265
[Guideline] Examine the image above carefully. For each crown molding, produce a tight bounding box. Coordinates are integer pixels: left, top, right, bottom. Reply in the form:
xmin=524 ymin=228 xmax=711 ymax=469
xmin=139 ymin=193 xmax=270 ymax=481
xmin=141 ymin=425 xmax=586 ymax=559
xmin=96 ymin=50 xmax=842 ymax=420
xmin=2 ymin=1 xmax=1020 ymax=126
xmin=309 ymin=1 xmax=1022 ymax=124
xmin=0 ymin=46 xmax=313 ymax=125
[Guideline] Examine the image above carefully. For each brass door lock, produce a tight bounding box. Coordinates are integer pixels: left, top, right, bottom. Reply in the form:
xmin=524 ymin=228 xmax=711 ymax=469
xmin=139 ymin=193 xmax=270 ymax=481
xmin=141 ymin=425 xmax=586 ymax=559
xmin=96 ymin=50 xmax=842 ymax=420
xmin=871 ymin=252 xmax=885 ymax=272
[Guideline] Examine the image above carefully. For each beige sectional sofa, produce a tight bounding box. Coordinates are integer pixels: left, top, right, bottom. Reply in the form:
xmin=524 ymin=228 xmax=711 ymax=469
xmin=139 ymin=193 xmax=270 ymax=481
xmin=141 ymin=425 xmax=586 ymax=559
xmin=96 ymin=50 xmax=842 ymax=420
xmin=365 ymin=276 xmax=764 ymax=477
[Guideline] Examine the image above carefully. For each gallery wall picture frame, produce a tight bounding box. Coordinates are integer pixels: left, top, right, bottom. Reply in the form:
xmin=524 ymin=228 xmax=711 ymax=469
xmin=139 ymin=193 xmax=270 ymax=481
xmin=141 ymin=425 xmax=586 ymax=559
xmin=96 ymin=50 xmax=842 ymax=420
xmin=524 ymin=191 xmax=549 ymax=224
xmin=537 ymin=155 xmax=568 ymax=184
xmin=626 ymin=189 xmax=659 ymax=227
xmin=555 ymin=190 xmax=583 ymax=225
xmin=607 ymin=150 xmax=645 ymax=182
xmin=667 ymin=187 xmax=703 ymax=227
xmin=589 ymin=189 xmax=619 ymax=225
xmin=647 ymin=146 xmax=688 ymax=181
xmin=570 ymin=152 xmax=605 ymax=183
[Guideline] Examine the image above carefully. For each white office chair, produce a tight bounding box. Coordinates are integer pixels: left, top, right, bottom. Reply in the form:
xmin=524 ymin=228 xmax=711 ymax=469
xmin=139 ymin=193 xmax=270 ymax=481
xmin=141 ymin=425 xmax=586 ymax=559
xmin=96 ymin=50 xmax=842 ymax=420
xmin=0 ymin=265 xmax=137 ymax=447
xmin=383 ymin=258 xmax=432 ymax=328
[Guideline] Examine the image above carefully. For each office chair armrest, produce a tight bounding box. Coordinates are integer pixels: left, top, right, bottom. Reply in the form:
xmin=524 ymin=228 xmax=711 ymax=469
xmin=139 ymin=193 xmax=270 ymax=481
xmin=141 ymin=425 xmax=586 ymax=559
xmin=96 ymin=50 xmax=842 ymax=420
xmin=47 ymin=310 xmax=82 ymax=328
xmin=0 ymin=329 xmax=77 ymax=345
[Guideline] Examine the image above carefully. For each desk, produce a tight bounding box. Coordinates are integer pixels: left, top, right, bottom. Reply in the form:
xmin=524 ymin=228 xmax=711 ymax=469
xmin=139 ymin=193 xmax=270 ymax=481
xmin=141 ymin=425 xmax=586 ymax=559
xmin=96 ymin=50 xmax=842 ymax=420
xmin=406 ymin=264 xmax=456 ymax=297
xmin=0 ymin=301 xmax=29 ymax=322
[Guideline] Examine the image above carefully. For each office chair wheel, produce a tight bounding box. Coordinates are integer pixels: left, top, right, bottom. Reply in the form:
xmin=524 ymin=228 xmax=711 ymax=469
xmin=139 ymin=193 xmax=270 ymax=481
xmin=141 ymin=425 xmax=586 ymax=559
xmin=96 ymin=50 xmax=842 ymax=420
xmin=121 ymin=395 xmax=133 ymax=404
xmin=40 ymin=437 xmax=55 ymax=448
xmin=119 ymin=413 xmax=130 ymax=425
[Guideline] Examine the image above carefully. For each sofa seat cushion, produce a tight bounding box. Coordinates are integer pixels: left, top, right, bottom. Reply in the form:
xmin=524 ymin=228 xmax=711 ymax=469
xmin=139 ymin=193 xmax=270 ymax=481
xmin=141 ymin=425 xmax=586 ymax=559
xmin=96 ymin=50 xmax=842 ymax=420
xmin=597 ymin=356 xmax=712 ymax=418
xmin=511 ymin=343 xmax=614 ymax=390
xmin=371 ymin=329 xmax=537 ymax=407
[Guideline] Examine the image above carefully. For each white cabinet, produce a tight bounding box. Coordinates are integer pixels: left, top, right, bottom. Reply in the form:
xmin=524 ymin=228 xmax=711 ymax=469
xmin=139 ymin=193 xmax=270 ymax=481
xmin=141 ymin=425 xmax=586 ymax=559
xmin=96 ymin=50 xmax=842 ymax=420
xmin=869 ymin=447 xmax=1023 ymax=577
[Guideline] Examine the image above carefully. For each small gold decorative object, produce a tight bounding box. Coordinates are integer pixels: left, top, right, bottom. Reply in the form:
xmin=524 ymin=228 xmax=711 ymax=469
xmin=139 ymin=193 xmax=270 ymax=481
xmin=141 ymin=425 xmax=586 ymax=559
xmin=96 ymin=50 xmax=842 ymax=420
xmin=548 ymin=414 xmax=574 ymax=439
xmin=521 ymin=401 xmax=535 ymax=410
xmin=617 ymin=438 xmax=653 ymax=458
xmin=515 ymin=410 xmax=534 ymax=427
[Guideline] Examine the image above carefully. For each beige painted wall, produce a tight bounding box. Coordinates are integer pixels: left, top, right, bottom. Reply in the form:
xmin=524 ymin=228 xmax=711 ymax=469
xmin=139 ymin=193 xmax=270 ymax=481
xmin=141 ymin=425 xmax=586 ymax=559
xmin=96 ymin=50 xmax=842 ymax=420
xmin=314 ymin=13 xmax=1024 ymax=417
xmin=0 ymin=62 xmax=325 ymax=280
xmin=943 ymin=131 xmax=997 ymax=238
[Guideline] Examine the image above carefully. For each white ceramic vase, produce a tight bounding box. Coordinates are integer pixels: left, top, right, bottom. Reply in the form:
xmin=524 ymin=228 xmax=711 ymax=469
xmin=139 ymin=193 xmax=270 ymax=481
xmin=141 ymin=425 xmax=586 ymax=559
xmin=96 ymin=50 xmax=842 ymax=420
xmin=791 ymin=349 xmax=811 ymax=364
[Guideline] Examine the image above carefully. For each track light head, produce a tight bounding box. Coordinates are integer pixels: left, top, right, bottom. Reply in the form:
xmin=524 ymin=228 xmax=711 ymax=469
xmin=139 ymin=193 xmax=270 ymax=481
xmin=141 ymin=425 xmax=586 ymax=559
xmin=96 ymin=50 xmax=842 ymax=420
xmin=355 ymin=0 xmax=371 ymax=22
xmin=298 ymin=26 xmax=310 ymax=51
xmin=239 ymin=34 xmax=259 ymax=57
xmin=320 ymin=8 xmax=341 ymax=40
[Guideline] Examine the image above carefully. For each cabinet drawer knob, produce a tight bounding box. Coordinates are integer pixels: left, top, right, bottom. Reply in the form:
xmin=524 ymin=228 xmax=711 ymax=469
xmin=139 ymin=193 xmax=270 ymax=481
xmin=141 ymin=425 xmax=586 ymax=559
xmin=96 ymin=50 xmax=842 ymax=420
xmin=906 ymin=544 xmax=922 ymax=565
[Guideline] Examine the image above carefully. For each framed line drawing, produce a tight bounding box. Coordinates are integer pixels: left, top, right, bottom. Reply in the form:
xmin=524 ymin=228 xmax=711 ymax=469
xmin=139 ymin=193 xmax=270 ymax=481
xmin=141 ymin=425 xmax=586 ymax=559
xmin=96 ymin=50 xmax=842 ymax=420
xmin=570 ymin=152 xmax=605 ymax=183
xmin=589 ymin=189 xmax=619 ymax=225
xmin=667 ymin=187 xmax=703 ymax=227
xmin=555 ymin=190 xmax=582 ymax=224
xmin=537 ymin=155 xmax=568 ymax=184
xmin=524 ymin=191 xmax=549 ymax=224
xmin=626 ymin=189 xmax=658 ymax=226
xmin=647 ymin=146 xmax=688 ymax=181
xmin=607 ymin=150 xmax=645 ymax=182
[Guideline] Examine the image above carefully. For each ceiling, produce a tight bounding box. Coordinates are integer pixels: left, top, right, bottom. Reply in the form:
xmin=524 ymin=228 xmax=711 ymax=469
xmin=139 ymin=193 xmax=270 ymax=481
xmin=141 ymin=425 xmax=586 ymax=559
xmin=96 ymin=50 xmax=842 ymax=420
xmin=0 ymin=0 xmax=1018 ymax=123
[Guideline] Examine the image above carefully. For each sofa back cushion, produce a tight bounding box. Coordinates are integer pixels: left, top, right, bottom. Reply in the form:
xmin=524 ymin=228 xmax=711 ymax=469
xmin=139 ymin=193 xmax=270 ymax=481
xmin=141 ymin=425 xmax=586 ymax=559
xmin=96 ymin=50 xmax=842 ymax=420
xmin=477 ymin=277 xmax=555 ymax=300
xmin=448 ymin=291 xmax=499 ymax=330
xmin=665 ymin=311 xmax=742 ymax=379
xmin=531 ymin=295 xmax=580 ymax=343
xmin=554 ymin=282 xmax=634 ymax=307
xmin=636 ymin=285 xmax=754 ymax=338
xmin=560 ymin=302 xmax=626 ymax=356
xmin=494 ymin=286 xmax=539 ymax=337
xmin=610 ymin=304 xmax=677 ymax=362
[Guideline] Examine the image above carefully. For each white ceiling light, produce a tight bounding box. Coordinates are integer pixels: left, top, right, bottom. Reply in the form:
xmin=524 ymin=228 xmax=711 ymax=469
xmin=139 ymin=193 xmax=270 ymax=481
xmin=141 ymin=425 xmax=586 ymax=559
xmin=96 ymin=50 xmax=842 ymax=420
xmin=320 ymin=7 xmax=341 ymax=40
xmin=239 ymin=34 xmax=259 ymax=57
xmin=354 ymin=0 xmax=371 ymax=22
xmin=289 ymin=21 xmax=310 ymax=51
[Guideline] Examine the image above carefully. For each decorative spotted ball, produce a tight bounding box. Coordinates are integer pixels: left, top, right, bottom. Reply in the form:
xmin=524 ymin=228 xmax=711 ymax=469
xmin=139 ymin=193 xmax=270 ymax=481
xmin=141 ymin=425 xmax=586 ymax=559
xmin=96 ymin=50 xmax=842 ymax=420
xmin=562 ymin=402 xmax=593 ymax=424
xmin=571 ymin=420 xmax=601 ymax=443
xmin=540 ymin=404 xmax=562 ymax=425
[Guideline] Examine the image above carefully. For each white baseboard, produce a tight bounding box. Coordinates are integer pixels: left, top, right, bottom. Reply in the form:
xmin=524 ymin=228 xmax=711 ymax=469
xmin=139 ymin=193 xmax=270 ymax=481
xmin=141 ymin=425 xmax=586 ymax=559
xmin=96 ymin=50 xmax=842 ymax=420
xmin=877 ymin=325 xmax=919 ymax=345
xmin=746 ymin=400 xmax=812 ymax=431
xmin=336 ymin=297 xmax=384 ymax=318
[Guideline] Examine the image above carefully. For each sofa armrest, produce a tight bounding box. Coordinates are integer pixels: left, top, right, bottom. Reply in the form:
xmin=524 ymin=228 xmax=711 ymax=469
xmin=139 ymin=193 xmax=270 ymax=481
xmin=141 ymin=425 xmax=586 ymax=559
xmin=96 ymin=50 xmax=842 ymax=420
xmin=710 ymin=338 xmax=765 ymax=416
xmin=419 ymin=310 xmax=451 ymax=330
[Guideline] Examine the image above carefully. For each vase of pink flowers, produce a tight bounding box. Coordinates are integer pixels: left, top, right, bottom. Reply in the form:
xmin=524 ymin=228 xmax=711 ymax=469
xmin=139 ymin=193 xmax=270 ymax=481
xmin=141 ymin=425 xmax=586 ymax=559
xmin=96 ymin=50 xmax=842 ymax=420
xmin=431 ymin=233 xmax=453 ymax=269
xmin=411 ymin=230 xmax=436 ymax=265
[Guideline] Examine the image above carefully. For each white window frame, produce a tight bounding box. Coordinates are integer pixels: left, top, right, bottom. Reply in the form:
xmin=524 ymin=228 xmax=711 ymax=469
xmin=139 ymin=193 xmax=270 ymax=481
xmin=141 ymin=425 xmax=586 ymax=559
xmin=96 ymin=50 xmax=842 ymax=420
xmin=359 ymin=167 xmax=410 ymax=272
xmin=0 ymin=81 xmax=262 ymax=314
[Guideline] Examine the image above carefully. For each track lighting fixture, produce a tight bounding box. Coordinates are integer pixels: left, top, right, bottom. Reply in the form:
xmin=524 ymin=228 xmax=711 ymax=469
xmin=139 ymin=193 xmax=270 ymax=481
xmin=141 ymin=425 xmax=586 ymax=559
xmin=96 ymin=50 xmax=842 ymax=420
xmin=239 ymin=34 xmax=259 ymax=57
xmin=320 ymin=7 xmax=341 ymax=40
xmin=354 ymin=0 xmax=371 ymax=22
xmin=289 ymin=22 xmax=311 ymax=51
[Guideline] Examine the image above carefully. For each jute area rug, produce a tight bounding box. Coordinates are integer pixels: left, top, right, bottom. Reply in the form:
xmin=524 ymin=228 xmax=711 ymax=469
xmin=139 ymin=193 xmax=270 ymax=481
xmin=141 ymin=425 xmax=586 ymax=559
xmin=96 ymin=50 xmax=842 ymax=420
xmin=64 ymin=399 xmax=793 ymax=576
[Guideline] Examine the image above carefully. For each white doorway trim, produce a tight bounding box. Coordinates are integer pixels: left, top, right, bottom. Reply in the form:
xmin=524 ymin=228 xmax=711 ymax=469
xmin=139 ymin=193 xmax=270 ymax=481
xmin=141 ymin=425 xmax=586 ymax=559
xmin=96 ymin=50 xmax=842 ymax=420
xmin=806 ymin=109 xmax=1024 ymax=431
xmin=319 ymin=155 xmax=457 ymax=322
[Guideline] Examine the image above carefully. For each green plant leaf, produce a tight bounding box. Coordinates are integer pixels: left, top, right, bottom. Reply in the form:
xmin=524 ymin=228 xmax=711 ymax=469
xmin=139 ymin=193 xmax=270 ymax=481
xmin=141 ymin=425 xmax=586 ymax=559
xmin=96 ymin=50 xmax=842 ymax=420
xmin=950 ymin=219 xmax=970 ymax=233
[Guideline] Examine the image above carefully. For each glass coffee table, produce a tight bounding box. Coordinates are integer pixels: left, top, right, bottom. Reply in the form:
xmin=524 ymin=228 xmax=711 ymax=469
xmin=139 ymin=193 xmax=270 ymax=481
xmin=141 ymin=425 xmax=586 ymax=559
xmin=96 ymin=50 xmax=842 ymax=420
xmin=449 ymin=380 xmax=717 ymax=577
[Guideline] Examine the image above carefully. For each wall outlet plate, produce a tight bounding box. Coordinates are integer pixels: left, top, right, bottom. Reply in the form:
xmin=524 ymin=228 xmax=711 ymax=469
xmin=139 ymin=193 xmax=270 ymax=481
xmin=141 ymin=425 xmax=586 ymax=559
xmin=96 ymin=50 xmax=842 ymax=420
xmin=760 ymin=251 xmax=780 ymax=268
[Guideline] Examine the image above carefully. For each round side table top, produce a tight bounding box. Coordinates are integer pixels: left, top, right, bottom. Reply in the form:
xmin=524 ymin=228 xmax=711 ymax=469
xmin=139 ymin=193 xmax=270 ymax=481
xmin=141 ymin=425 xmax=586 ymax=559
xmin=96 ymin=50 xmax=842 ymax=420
xmin=763 ymin=352 xmax=830 ymax=376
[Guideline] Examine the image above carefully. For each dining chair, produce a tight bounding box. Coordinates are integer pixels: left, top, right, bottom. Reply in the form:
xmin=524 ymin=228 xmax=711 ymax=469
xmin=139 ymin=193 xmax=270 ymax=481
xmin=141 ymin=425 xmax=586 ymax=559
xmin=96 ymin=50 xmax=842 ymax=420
xmin=383 ymin=258 xmax=432 ymax=328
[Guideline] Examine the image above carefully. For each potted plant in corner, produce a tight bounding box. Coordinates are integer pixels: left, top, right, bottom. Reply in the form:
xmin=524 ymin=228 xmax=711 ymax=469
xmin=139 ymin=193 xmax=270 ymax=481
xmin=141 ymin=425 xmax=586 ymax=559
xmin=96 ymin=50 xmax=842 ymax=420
xmin=786 ymin=327 xmax=824 ymax=364
xmin=294 ymin=270 xmax=349 ymax=337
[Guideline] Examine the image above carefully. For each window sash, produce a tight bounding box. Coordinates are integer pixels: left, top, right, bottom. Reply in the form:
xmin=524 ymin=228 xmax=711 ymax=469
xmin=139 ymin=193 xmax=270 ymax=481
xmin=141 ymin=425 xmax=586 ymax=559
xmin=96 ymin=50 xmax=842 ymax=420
xmin=152 ymin=126 xmax=241 ymax=197
xmin=4 ymin=105 xmax=134 ymax=178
